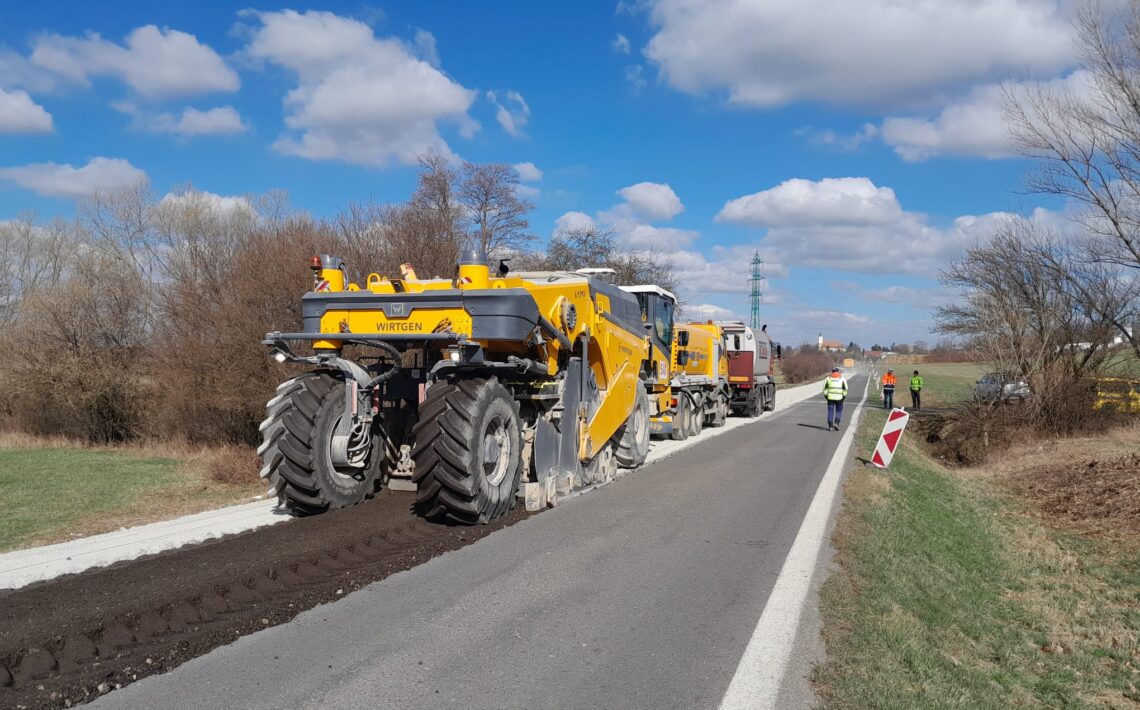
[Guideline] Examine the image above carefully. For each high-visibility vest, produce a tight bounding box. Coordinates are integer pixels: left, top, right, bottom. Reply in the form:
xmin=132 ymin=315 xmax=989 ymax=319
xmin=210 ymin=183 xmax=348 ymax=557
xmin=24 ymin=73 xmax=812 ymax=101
xmin=910 ymin=375 xmax=923 ymax=390
xmin=823 ymin=375 xmax=848 ymax=401
xmin=882 ymin=373 xmax=896 ymax=388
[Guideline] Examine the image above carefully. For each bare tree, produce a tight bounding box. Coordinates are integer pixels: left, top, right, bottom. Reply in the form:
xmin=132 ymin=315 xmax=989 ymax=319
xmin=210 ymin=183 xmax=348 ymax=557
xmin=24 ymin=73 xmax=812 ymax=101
xmin=542 ymin=225 xmax=679 ymax=294
xmin=1005 ymin=0 xmax=1140 ymax=357
xmin=458 ymin=161 xmax=535 ymax=257
xmin=936 ymin=216 xmax=1134 ymax=428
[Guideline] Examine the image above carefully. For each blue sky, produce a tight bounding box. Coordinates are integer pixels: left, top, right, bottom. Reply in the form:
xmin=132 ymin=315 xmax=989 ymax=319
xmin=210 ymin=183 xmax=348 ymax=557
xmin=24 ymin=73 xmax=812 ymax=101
xmin=0 ymin=1 xmax=1084 ymax=347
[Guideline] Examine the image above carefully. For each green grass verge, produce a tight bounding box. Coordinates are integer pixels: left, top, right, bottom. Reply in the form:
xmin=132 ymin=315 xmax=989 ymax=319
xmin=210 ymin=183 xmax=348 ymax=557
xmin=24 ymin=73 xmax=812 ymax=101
xmin=817 ymin=395 xmax=1140 ymax=708
xmin=0 ymin=447 xmax=259 ymax=553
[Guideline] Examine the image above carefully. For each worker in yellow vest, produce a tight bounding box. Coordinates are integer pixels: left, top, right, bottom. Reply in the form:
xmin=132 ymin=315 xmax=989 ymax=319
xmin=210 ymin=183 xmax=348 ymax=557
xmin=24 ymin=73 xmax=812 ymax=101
xmin=823 ymin=367 xmax=849 ymax=431
xmin=910 ymin=370 xmax=924 ymax=410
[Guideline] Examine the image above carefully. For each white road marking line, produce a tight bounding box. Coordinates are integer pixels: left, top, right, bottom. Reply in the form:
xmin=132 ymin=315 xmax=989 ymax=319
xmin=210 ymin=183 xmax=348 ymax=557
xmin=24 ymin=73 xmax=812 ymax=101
xmin=719 ymin=372 xmax=871 ymax=710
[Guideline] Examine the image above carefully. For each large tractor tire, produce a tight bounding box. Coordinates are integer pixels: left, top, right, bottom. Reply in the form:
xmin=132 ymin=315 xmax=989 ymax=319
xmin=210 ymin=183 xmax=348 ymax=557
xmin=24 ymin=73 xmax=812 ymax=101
xmin=412 ymin=377 xmax=521 ymax=525
xmin=670 ymin=393 xmax=690 ymax=442
xmin=259 ymin=372 xmax=385 ymax=516
xmin=616 ymin=386 xmax=651 ymax=468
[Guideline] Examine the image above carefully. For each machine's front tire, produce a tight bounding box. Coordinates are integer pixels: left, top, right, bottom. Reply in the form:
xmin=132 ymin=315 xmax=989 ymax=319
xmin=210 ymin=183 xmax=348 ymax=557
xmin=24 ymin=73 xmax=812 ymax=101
xmin=616 ymin=386 xmax=651 ymax=468
xmin=412 ymin=377 xmax=521 ymax=525
xmin=258 ymin=372 xmax=384 ymax=516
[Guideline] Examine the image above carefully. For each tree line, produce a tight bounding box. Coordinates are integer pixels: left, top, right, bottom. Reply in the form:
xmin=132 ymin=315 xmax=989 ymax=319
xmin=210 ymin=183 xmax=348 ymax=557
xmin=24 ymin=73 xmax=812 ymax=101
xmin=0 ymin=154 xmax=674 ymax=445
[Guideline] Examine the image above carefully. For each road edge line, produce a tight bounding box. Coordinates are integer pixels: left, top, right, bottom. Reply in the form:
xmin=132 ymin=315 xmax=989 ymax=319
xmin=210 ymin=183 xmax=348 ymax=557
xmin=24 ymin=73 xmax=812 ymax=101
xmin=718 ymin=372 xmax=871 ymax=710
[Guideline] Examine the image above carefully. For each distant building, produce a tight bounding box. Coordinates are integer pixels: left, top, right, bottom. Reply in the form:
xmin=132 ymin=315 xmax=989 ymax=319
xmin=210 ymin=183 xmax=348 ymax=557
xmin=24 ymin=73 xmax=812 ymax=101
xmin=817 ymin=333 xmax=844 ymax=352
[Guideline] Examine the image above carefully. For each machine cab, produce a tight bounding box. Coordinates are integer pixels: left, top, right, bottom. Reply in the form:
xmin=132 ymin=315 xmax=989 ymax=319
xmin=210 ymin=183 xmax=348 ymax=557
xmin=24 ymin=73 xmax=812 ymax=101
xmin=620 ymin=285 xmax=677 ymax=383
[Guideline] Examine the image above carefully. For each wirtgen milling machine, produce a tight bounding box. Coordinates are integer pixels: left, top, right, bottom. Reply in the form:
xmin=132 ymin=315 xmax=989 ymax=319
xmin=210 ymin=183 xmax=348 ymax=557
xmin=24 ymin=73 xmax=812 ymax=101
xmin=259 ymin=249 xmax=652 ymax=524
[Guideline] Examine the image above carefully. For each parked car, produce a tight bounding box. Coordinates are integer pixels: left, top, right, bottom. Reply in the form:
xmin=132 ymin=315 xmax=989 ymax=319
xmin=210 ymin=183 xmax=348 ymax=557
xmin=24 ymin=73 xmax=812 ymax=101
xmin=974 ymin=372 xmax=1031 ymax=403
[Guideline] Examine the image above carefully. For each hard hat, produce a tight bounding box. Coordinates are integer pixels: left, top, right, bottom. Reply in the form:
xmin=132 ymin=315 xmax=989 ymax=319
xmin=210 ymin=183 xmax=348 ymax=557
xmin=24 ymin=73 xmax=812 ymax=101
xmin=888 ymin=369 xmax=893 ymax=372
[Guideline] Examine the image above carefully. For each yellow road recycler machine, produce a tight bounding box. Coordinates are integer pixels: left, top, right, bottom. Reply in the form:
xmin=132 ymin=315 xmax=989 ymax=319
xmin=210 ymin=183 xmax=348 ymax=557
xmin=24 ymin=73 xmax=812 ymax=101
xmin=259 ymin=249 xmax=652 ymax=524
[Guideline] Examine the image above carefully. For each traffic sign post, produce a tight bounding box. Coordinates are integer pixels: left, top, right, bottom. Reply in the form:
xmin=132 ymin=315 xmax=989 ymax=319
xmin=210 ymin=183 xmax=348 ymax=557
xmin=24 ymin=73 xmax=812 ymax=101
xmin=870 ymin=408 xmax=910 ymax=469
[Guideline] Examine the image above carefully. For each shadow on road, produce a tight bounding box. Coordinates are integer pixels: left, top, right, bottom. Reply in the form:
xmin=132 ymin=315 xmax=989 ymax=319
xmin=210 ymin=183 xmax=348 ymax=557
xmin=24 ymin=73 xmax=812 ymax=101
xmin=795 ymin=423 xmax=833 ymax=432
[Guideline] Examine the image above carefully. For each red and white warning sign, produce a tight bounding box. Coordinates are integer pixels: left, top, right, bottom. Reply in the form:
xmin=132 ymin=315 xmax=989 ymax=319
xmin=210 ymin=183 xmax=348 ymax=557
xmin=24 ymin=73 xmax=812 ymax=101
xmin=871 ymin=408 xmax=910 ymax=469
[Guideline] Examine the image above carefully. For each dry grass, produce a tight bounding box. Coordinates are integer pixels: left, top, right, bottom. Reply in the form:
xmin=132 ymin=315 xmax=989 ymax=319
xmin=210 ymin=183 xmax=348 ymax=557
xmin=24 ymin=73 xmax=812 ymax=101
xmin=818 ymin=406 xmax=1140 ymax=708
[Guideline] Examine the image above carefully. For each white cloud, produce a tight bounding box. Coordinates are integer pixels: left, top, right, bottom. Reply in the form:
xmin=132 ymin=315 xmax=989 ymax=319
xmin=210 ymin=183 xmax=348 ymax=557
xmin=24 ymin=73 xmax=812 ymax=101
xmin=880 ymin=70 xmax=1093 ymax=161
xmin=612 ymin=34 xmax=631 ymax=54
xmin=625 ymin=65 xmax=647 ymax=91
xmin=30 ymin=25 xmax=238 ymax=97
xmin=516 ymin=184 xmax=541 ymax=199
xmin=413 ymin=29 xmax=441 ymax=67
xmin=554 ymin=211 xmax=595 ymax=234
xmin=0 ymin=157 xmax=147 ymax=198
xmin=617 ymin=181 xmax=683 ymax=220
xmin=643 ymin=0 xmax=1072 ymax=109
xmin=802 ymin=309 xmax=871 ymax=325
xmin=717 ymin=176 xmax=1026 ymax=274
xmin=798 ymin=123 xmax=878 ymax=152
xmin=489 ymin=90 xmax=530 ymax=137
xmin=124 ymin=105 xmax=248 ymax=136
xmin=684 ymin=303 xmax=735 ymax=321
xmin=0 ymin=88 xmax=53 ymax=133
xmin=718 ymin=177 xmax=903 ymax=228
xmin=513 ymin=162 xmax=543 ymax=181
xmin=245 ymin=10 xmax=477 ymax=166
xmin=158 ymin=189 xmax=253 ymax=215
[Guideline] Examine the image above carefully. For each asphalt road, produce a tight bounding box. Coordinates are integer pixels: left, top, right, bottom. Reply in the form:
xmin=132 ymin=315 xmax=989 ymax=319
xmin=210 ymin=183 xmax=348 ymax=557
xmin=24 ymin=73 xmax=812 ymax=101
xmin=96 ymin=373 xmax=866 ymax=710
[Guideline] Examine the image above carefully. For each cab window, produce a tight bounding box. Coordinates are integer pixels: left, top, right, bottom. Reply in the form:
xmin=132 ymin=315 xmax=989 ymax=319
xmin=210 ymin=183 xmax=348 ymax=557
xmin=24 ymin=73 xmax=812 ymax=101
xmin=654 ymin=297 xmax=674 ymax=347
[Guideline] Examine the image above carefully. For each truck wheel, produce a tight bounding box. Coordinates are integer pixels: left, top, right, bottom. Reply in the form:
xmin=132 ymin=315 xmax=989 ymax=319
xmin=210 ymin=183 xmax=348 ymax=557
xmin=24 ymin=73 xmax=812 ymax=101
xmin=763 ymin=384 xmax=776 ymax=412
xmin=412 ymin=377 xmax=521 ymax=525
xmin=670 ymin=394 xmax=690 ymax=441
xmin=258 ymin=372 xmax=384 ymax=516
xmin=710 ymin=395 xmax=728 ymax=427
xmin=688 ymin=394 xmax=704 ymax=437
xmin=747 ymin=390 xmax=762 ymax=418
xmin=616 ymin=386 xmax=651 ymax=468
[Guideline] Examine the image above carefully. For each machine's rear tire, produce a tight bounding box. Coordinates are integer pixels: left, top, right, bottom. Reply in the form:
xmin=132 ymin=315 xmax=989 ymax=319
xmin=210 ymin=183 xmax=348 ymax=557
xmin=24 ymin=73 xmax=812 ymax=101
xmin=258 ymin=372 xmax=384 ymax=516
xmin=412 ymin=377 xmax=521 ymax=525
xmin=670 ymin=394 xmax=689 ymax=441
xmin=763 ymin=384 xmax=776 ymax=412
xmin=616 ymin=386 xmax=651 ymax=468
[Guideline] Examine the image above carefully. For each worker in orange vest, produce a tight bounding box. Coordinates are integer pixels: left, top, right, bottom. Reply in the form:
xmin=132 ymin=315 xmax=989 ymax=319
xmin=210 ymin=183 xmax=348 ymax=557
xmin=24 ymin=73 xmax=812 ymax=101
xmin=881 ymin=369 xmax=897 ymax=409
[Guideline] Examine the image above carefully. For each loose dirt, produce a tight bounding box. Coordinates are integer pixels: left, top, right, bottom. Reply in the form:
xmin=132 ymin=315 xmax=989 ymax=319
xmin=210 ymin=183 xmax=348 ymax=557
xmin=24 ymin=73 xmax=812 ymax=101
xmin=1009 ymin=452 xmax=1140 ymax=542
xmin=0 ymin=491 xmax=525 ymax=709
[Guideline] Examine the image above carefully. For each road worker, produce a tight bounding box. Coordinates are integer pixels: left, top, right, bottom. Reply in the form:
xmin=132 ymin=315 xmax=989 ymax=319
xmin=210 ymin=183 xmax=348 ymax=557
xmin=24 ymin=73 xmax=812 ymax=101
xmin=910 ymin=369 xmax=924 ymax=410
xmin=881 ymin=369 xmax=897 ymax=409
xmin=823 ymin=366 xmax=848 ymax=431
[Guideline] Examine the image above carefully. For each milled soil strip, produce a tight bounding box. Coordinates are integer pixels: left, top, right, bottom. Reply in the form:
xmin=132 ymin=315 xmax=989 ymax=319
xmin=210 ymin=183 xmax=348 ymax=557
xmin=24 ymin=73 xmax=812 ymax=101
xmin=0 ymin=492 xmax=525 ymax=709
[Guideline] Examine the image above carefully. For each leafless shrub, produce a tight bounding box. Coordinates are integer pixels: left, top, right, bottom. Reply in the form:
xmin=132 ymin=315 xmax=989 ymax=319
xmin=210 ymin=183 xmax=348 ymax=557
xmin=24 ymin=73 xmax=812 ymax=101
xmin=205 ymin=445 xmax=261 ymax=485
xmin=780 ymin=346 xmax=834 ymax=384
